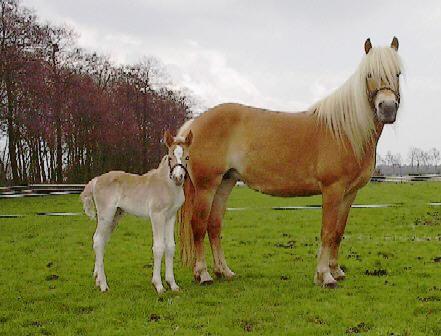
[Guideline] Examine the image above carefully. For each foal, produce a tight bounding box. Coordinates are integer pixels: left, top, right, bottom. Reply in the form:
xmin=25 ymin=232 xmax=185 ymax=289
xmin=80 ymin=130 xmax=192 ymax=293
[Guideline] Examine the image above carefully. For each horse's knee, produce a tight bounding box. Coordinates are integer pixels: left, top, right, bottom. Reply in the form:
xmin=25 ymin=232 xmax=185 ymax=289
xmin=93 ymin=233 xmax=104 ymax=250
xmin=208 ymin=218 xmax=221 ymax=240
xmin=165 ymin=242 xmax=175 ymax=256
xmin=152 ymin=243 xmax=165 ymax=257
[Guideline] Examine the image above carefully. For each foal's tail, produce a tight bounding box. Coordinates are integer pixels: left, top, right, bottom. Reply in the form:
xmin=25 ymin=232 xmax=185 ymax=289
xmin=80 ymin=178 xmax=97 ymax=220
xmin=178 ymin=176 xmax=196 ymax=267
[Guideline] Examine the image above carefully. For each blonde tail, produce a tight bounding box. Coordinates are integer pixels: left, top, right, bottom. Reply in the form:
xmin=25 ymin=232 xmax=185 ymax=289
xmin=178 ymin=177 xmax=195 ymax=267
xmin=80 ymin=178 xmax=97 ymax=220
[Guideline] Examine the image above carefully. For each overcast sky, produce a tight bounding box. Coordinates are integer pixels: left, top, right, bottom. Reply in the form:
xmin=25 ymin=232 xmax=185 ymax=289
xmin=22 ymin=0 xmax=441 ymax=158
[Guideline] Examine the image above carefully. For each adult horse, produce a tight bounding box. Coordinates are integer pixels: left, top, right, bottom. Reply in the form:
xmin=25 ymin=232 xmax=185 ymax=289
xmin=178 ymin=37 xmax=402 ymax=288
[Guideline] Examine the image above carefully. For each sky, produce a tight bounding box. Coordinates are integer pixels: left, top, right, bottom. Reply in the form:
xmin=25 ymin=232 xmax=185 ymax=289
xmin=21 ymin=0 xmax=441 ymax=159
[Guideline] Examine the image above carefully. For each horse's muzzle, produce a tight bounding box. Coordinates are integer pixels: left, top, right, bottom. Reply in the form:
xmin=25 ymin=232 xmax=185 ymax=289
xmin=377 ymin=101 xmax=398 ymax=124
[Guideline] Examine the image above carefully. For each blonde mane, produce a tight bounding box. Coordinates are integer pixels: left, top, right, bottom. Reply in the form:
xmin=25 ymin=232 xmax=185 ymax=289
xmin=310 ymin=46 xmax=402 ymax=159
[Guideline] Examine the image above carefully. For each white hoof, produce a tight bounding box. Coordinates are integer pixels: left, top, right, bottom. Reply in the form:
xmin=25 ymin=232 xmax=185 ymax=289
xmin=197 ymin=270 xmax=213 ymax=285
xmin=152 ymin=280 xmax=165 ymax=294
xmin=95 ymin=277 xmax=109 ymax=292
xmin=314 ymin=271 xmax=338 ymax=289
xmin=331 ymin=266 xmax=346 ymax=281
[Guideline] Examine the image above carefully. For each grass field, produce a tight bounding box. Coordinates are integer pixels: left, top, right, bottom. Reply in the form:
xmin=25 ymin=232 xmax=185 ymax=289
xmin=0 ymin=182 xmax=440 ymax=335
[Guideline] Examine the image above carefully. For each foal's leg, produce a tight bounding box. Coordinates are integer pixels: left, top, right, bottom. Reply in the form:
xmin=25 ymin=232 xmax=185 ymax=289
xmin=330 ymin=191 xmax=357 ymax=281
xmin=208 ymin=176 xmax=237 ymax=279
xmin=150 ymin=211 xmax=166 ymax=294
xmin=315 ymin=183 xmax=345 ymax=288
xmin=93 ymin=208 xmax=117 ymax=292
xmin=192 ymin=187 xmax=217 ymax=284
xmin=164 ymin=214 xmax=179 ymax=291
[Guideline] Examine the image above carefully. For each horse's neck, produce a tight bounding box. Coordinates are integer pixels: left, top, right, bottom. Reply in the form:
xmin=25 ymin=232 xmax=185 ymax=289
xmin=362 ymin=121 xmax=384 ymax=160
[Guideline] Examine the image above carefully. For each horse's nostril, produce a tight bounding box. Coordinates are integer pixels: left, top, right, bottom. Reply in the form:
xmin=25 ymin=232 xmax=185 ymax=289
xmin=378 ymin=102 xmax=383 ymax=108
xmin=394 ymin=102 xmax=398 ymax=109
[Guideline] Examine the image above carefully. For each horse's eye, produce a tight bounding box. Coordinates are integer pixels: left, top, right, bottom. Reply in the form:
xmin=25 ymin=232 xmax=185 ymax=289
xmin=185 ymin=156 xmax=189 ymax=160
xmin=396 ymin=72 xmax=401 ymax=77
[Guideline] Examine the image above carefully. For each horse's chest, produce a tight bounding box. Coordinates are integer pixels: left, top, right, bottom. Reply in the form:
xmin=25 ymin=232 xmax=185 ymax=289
xmin=349 ymin=161 xmax=375 ymax=191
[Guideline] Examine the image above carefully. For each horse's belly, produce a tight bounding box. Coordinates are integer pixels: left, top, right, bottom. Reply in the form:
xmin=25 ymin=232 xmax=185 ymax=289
xmin=242 ymin=173 xmax=321 ymax=197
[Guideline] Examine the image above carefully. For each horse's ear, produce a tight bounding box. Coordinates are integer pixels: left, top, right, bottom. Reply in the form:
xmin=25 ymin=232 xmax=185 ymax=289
xmin=185 ymin=130 xmax=193 ymax=146
xmin=364 ymin=38 xmax=372 ymax=54
xmin=391 ymin=36 xmax=399 ymax=51
xmin=164 ymin=130 xmax=174 ymax=148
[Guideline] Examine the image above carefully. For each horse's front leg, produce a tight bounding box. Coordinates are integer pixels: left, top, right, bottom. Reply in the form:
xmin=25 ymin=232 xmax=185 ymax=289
xmin=150 ymin=212 xmax=166 ymax=294
xmin=330 ymin=191 xmax=358 ymax=281
xmin=315 ymin=183 xmax=345 ymax=288
xmin=164 ymin=214 xmax=179 ymax=291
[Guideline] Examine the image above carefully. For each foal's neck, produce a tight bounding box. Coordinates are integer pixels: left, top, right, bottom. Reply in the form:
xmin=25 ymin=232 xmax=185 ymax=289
xmin=155 ymin=155 xmax=177 ymax=187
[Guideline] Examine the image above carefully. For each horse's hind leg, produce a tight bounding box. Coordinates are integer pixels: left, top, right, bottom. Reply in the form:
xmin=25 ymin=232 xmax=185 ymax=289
xmin=192 ymin=186 xmax=218 ymax=284
xmin=329 ymin=191 xmax=357 ymax=281
xmin=208 ymin=175 xmax=237 ymax=279
xmin=150 ymin=211 xmax=166 ymax=294
xmin=93 ymin=208 xmax=117 ymax=292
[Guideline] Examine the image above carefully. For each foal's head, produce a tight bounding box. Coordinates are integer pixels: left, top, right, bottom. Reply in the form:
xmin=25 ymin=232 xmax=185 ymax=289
xmin=362 ymin=37 xmax=402 ymax=124
xmin=164 ymin=130 xmax=193 ymax=186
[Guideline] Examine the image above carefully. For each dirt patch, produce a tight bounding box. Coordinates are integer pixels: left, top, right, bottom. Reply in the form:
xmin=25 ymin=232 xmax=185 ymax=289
xmin=274 ymin=240 xmax=295 ymax=249
xmin=149 ymin=313 xmax=160 ymax=322
xmin=346 ymin=322 xmax=371 ymax=334
xmin=243 ymin=321 xmax=253 ymax=332
xmin=45 ymin=274 xmax=59 ymax=281
xmin=417 ymin=296 xmax=440 ymax=303
xmin=365 ymin=269 xmax=388 ymax=276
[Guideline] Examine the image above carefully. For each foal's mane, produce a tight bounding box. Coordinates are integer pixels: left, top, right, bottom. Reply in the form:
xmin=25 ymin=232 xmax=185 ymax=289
xmin=309 ymin=46 xmax=402 ymax=160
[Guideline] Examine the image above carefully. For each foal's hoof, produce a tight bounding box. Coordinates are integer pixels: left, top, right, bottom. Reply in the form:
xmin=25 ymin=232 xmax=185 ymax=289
xmin=166 ymin=281 xmax=180 ymax=292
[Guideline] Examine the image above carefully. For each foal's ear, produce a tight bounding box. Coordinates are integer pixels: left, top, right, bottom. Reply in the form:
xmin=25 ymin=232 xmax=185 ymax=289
xmin=185 ymin=130 xmax=193 ymax=146
xmin=391 ymin=36 xmax=399 ymax=51
xmin=364 ymin=38 xmax=372 ymax=54
xmin=164 ymin=130 xmax=174 ymax=148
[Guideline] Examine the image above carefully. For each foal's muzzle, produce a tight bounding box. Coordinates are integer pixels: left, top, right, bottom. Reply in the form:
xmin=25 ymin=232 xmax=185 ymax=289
xmin=170 ymin=164 xmax=187 ymax=186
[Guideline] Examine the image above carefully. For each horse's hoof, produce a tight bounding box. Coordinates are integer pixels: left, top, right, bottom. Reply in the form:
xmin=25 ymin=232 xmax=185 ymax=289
xmin=214 ymin=271 xmax=223 ymax=278
xmin=199 ymin=271 xmax=213 ymax=285
xmin=331 ymin=267 xmax=346 ymax=281
xmin=214 ymin=268 xmax=235 ymax=280
xmin=333 ymin=274 xmax=346 ymax=281
xmin=224 ymin=271 xmax=235 ymax=280
xmin=323 ymin=281 xmax=338 ymax=289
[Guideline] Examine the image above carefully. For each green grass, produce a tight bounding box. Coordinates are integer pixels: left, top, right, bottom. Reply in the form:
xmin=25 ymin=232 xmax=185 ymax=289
xmin=0 ymin=182 xmax=440 ymax=335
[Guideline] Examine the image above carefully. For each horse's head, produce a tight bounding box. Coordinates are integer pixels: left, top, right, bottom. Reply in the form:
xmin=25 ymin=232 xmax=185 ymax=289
xmin=363 ymin=37 xmax=402 ymax=124
xmin=164 ymin=129 xmax=193 ymax=186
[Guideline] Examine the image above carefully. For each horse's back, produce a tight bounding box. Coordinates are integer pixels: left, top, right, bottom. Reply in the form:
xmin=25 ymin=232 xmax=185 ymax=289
xmin=188 ymin=103 xmax=325 ymax=195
